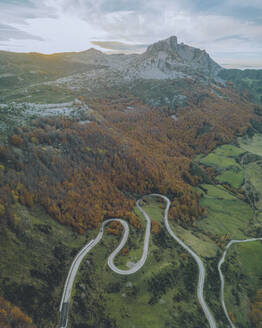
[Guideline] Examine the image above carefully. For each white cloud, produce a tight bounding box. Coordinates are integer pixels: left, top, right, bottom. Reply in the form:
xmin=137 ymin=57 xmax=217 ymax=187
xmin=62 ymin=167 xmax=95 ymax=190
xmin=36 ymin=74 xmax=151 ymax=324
xmin=0 ymin=23 xmax=43 ymax=41
xmin=0 ymin=1 xmax=55 ymax=25
xmin=0 ymin=0 xmax=261 ymax=67
xmin=228 ymin=0 xmax=262 ymax=9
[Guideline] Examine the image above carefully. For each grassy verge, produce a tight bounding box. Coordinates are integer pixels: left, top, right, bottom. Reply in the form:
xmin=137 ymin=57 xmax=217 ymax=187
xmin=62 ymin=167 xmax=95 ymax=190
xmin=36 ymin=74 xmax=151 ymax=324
xmin=222 ymin=241 xmax=262 ymax=327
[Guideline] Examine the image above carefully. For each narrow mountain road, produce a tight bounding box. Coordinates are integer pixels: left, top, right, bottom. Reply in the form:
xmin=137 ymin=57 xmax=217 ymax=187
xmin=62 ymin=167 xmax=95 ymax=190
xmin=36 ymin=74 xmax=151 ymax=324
xmin=59 ymin=199 xmax=151 ymax=328
xmin=59 ymin=194 xmax=218 ymax=328
xmin=58 ymin=193 xmax=262 ymax=328
xmin=218 ymin=238 xmax=262 ymax=328
xmin=59 ymin=239 xmax=95 ymax=328
xmin=150 ymin=194 xmax=217 ymax=328
xmin=107 ymin=200 xmax=151 ymax=274
xmin=88 ymin=203 xmax=151 ymax=275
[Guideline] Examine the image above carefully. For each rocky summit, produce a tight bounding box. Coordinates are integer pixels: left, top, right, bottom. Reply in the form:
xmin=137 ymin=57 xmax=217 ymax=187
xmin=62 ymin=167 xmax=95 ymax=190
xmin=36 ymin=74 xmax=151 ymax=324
xmin=57 ymin=36 xmax=222 ymax=82
xmin=123 ymin=36 xmax=222 ymax=80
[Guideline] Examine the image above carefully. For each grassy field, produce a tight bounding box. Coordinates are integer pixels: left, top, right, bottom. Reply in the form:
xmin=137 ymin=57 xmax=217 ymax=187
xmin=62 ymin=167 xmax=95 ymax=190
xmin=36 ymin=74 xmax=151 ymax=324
xmin=237 ymin=241 xmax=262 ymax=291
xmin=210 ymin=144 xmax=245 ymax=158
xmin=222 ymin=241 xmax=262 ymax=327
xmin=174 ymin=225 xmax=218 ymax=257
xmin=199 ymin=153 xmax=240 ymax=170
xmin=245 ymin=161 xmax=262 ymax=210
xmin=198 ymin=184 xmax=237 ymax=200
xmin=197 ymin=144 xmax=245 ymax=189
xmin=139 ymin=198 xmax=165 ymax=223
xmin=136 ymin=196 xmax=218 ymax=258
xmin=198 ymin=144 xmax=244 ymax=165
xmin=195 ymin=138 xmax=262 ymax=327
xmin=216 ymin=168 xmax=244 ymax=189
xmin=239 ymin=134 xmax=262 ymax=157
xmin=196 ymin=184 xmax=252 ymax=240
xmin=198 ymin=185 xmax=252 ymax=239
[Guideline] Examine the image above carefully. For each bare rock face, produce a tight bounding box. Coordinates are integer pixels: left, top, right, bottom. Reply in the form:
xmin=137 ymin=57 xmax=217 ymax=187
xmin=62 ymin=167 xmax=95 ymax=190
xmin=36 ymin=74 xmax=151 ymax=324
xmin=62 ymin=35 xmax=222 ymax=82
xmin=40 ymin=35 xmax=223 ymax=96
xmin=145 ymin=36 xmax=179 ymax=55
xmin=123 ymin=36 xmax=222 ymax=80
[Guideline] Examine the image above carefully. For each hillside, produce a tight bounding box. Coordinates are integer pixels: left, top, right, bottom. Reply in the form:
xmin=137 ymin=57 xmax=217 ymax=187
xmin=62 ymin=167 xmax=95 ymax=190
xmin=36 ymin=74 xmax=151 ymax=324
xmin=0 ymin=36 xmax=262 ymax=328
xmin=219 ymin=68 xmax=262 ymax=105
xmin=0 ymin=36 xmax=222 ymax=105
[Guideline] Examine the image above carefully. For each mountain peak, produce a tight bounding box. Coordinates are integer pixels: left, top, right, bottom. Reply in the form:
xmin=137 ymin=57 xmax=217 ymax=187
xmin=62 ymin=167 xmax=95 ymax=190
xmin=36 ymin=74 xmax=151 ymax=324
xmin=63 ymin=36 xmax=221 ymax=81
xmin=138 ymin=35 xmax=221 ymax=79
xmin=83 ymin=48 xmax=104 ymax=56
xmin=146 ymin=36 xmax=178 ymax=55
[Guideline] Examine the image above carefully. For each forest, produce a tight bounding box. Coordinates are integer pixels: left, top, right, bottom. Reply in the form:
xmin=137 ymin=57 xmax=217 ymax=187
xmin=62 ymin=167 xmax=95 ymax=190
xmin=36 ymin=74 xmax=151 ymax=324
xmin=0 ymin=80 xmax=259 ymax=237
xmin=0 ymin=76 xmax=261 ymax=327
xmin=0 ymin=296 xmax=35 ymax=328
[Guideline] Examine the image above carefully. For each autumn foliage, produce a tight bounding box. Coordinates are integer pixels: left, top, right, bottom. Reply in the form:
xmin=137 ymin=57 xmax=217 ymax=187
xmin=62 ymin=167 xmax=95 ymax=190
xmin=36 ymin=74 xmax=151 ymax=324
xmin=0 ymin=296 xmax=35 ymax=328
xmin=10 ymin=135 xmax=23 ymax=147
xmin=250 ymin=289 xmax=262 ymax=327
xmin=106 ymin=221 xmax=123 ymax=236
xmin=122 ymin=247 xmax=129 ymax=256
xmin=0 ymin=79 xmax=258 ymax=234
xmin=151 ymin=220 xmax=160 ymax=234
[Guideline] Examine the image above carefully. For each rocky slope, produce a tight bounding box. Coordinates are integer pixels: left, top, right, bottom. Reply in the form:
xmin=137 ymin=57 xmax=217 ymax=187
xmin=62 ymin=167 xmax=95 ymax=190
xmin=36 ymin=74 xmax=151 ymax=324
xmin=122 ymin=36 xmax=222 ymax=80
xmin=61 ymin=36 xmax=222 ymax=82
xmin=0 ymin=36 xmax=222 ymax=92
xmin=0 ymin=36 xmax=224 ymax=108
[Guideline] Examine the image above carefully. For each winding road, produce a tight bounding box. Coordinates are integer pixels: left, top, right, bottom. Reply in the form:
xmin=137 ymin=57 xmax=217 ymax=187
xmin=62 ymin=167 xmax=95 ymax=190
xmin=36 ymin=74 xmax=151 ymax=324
xmin=151 ymin=194 xmax=217 ymax=328
xmin=218 ymin=238 xmax=262 ymax=328
xmin=59 ymin=194 xmax=261 ymax=328
xmin=59 ymin=239 xmax=95 ymax=328
xmin=59 ymin=195 xmax=216 ymax=328
xmin=59 ymin=200 xmax=152 ymax=328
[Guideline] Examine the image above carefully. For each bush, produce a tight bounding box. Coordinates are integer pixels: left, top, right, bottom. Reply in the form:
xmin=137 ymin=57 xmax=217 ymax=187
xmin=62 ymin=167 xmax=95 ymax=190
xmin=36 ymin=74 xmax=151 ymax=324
xmin=10 ymin=135 xmax=23 ymax=146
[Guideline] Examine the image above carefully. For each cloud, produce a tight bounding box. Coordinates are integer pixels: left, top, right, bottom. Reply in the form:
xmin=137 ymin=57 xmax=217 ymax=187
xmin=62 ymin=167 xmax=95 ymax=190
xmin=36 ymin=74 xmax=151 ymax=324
xmin=0 ymin=23 xmax=43 ymax=41
xmin=46 ymin=0 xmax=262 ymax=48
xmin=0 ymin=0 xmax=261 ymax=68
xmin=91 ymin=41 xmax=147 ymax=53
xmin=214 ymin=34 xmax=250 ymax=42
xmin=228 ymin=0 xmax=262 ymax=9
xmin=0 ymin=0 xmax=56 ymax=25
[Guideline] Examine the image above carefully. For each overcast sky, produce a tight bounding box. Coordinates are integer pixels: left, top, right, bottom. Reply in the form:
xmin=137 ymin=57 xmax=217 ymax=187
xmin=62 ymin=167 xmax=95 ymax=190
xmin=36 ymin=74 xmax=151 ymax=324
xmin=0 ymin=0 xmax=262 ymax=68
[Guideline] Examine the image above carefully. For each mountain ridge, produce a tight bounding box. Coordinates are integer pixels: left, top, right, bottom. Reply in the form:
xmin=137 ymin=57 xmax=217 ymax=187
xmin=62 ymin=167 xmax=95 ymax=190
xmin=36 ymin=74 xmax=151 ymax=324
xmin=61 ymin=35 xmax=222 ymax=80
xmin=0 ymin=35 xmax=222 ymax=81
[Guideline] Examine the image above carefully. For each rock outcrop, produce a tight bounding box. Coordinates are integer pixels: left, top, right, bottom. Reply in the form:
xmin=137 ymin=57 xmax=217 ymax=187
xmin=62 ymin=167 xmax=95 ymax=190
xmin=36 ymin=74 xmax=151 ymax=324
xmin=63 ymin=35 xmax=222 ymax=81
xmin=123 ymin=36 xmax=222 ymax=80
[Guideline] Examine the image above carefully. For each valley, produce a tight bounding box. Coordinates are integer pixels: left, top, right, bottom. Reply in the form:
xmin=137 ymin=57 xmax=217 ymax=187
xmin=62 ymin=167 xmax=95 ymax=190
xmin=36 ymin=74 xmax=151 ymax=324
xmin=61 ymin=135 xmax=262 ymax=328
xmin=67 ymin=133 xmax=262 ymax=328
xmin=0 ymin=36 xmax=262 ymax=328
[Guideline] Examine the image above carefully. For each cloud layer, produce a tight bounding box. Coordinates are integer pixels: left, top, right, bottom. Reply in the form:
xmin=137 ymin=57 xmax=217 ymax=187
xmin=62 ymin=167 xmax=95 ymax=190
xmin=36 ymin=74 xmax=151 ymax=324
xmin=0 ymin=0 xmax=262 ymax=68
xmin=0 ymin=23 xmax=43 ymax=41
